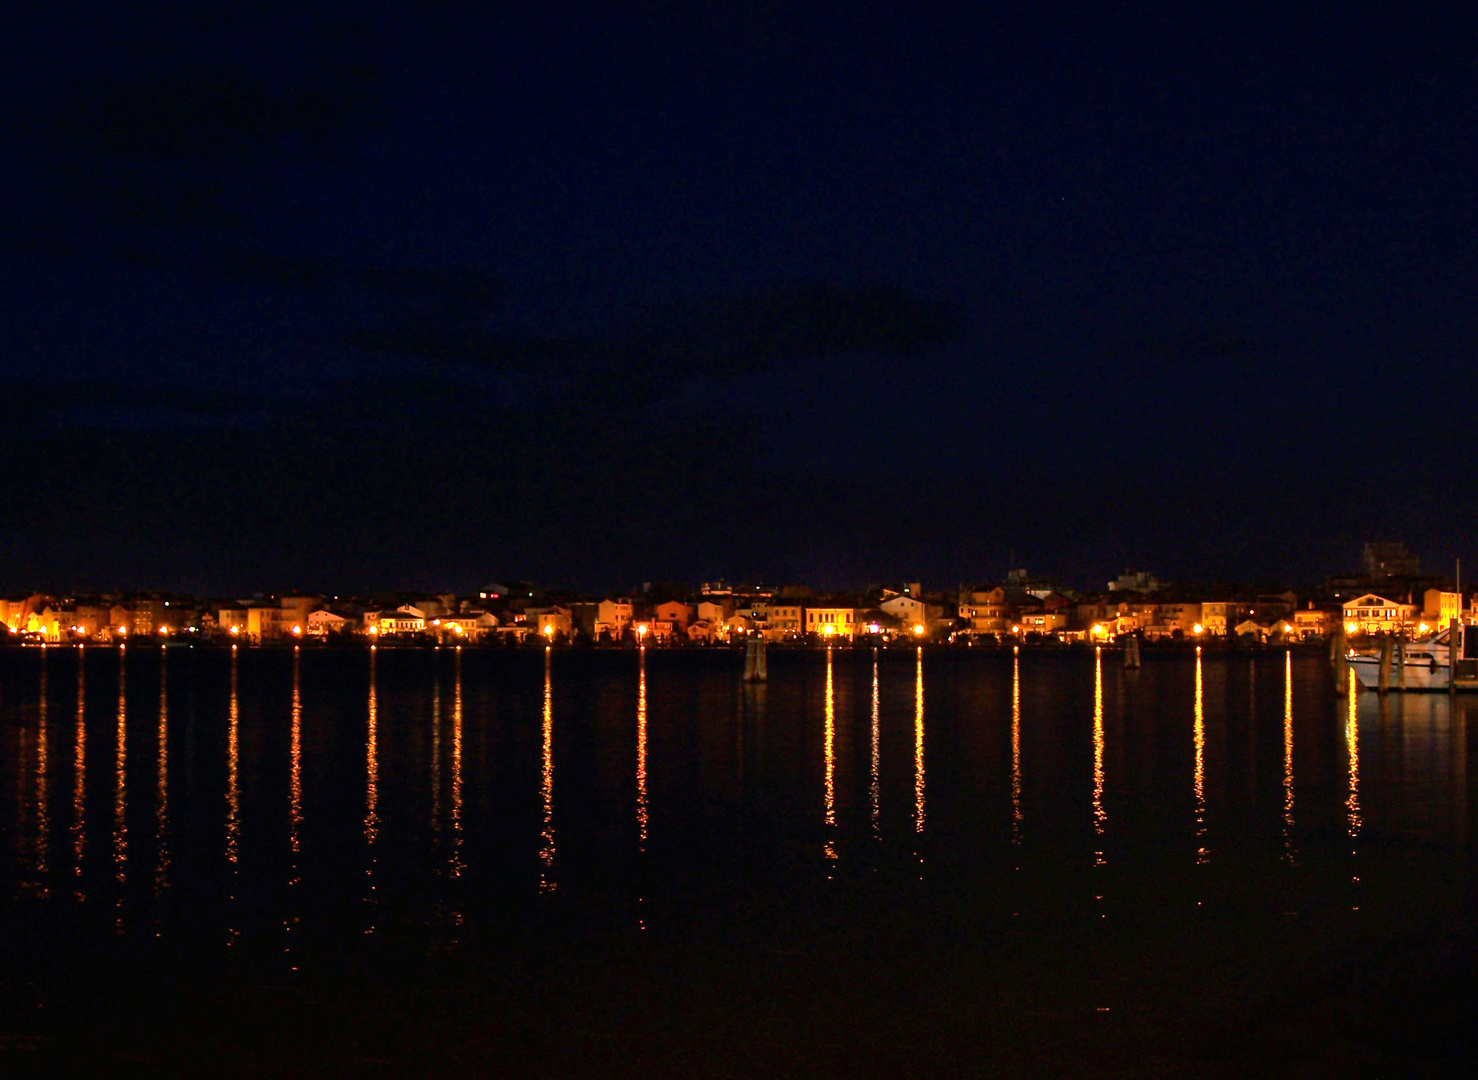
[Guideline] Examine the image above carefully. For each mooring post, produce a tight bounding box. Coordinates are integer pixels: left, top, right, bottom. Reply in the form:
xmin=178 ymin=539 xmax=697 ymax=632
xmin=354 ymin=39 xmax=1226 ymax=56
xmin=1451 ymin=618 xmax=1461 ymax=696
xmin=1398 ymin=637 xmax=1407 ymax=690
xmin=1378 ymin=635 xmax=1392 ymax=695
xmin=743 ymin=636 xmax=768 ymax=682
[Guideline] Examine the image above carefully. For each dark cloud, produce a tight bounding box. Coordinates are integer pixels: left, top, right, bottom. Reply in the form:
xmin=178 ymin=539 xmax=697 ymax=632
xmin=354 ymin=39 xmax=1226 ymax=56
xmin=118 ymin=240 xmax=506 ymax=314
xmin=2 ymin=378 xmax=250 ymax=419
xmin=346 ymin=283 xmax=967 ymax=401
xmin=52 ymin=67 xmax=382 ymax=164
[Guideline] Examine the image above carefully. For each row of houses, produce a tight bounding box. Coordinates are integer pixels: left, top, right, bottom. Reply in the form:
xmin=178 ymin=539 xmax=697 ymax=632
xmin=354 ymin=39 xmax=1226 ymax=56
xmin=3 ymin=583 xmax=1470 ymax=646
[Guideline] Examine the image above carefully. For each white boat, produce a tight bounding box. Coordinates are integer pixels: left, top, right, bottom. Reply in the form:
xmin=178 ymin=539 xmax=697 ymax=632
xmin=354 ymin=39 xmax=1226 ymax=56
xmin=1347 ymin=627 xmax=1457 ymax=691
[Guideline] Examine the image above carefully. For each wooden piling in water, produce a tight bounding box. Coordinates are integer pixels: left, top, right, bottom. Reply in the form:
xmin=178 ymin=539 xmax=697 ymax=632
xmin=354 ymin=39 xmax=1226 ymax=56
xmin=742 ymin=636 xmax=768 ymax=682
xmin=1451 ymin=618 xmax=1460 ymax=696
xmin=1378 ymin=635 xmax=1392 ymax=695
xmin=1398 ymin=638 xmax=1407 ymax=690
xmin=1123 ymin=635 xmax=1141 ymax=669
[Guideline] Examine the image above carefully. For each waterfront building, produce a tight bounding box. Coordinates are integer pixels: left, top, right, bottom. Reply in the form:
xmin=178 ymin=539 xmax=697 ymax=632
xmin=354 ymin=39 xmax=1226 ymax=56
xmin=1017 ymin=611 xmax=1068 ymax=636
xmin=958 ymin=587 xmax=1012 ymax=634
xmin=307 ymin=610 xmax=350 ymax=635
xmin=806 ymin=606 xmax=859 ymax=638
xmin=653 ymin=601 xmax=693 ymax=636
xmin=1342 ymin=593 xmax=1416 ymax=635
xmin=765 ymin=603 xmax=803 ymax=640
xmin=1201 ymin=601 xmax=1254 ymax=636
xmin=377 ymin=607 xmax=428 ymax=636
xmin=534 ymin=606 xmax=573 ymax=640
xmin=1291 ymin=606 xmax=1337 ymax=639
xmin=1424 ymin=589 xmax=1463 ymax=625
xmin=879 ymin=594 xmax=932 ymax=628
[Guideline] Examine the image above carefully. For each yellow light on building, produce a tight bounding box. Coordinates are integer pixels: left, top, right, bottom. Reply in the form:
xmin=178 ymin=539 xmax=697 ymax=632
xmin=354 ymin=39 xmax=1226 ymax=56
xmin=1192 ymin=623 xmax=1204 ymax=635
xmin=1346 ymin=621 xmax=1357 ymax=635
xmin=913 ymin=624 xmax=925 ymax=636
xmin=292 ymin=625 xmax=302 ymax=636
xmin=117 ymin=625 xmax=127 ymax=636
xmin=1419 ymin=623 xmax=1429 ymax=635
xmin=229 ymin=625 xmax=240 ymax=636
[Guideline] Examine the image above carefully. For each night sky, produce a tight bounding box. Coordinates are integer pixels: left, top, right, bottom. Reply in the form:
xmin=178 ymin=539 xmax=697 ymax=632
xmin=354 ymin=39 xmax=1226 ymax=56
xmin=4 ymin=3 xmax=1476 ymax=594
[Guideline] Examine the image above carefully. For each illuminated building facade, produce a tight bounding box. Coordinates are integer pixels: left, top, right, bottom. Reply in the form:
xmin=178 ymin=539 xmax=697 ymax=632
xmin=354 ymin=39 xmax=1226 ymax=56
xmin=1342 ymin=594 xmax=1416 ymax=634
xmin=806 ymin=607 xmax=859 ymax=638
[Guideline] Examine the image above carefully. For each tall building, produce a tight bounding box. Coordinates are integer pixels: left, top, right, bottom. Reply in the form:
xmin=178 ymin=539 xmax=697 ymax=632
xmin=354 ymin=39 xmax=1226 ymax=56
xmin=1363 ymin=542 xmax=1419 ymax=579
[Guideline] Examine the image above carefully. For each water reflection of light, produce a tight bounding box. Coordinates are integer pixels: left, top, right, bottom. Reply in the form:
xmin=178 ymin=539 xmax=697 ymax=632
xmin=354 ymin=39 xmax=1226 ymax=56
xmin=73 ymin=651 xmax=86 ymax=899
xmin=226 ymin=646 xmax=240 ymax=913
xmin=366 ymin=650 xmax=379 ymax=847
xmin=539 ymin=648 xmax=557 ymax=892
xmin=451 ymin=649 xmax=464 ymax=879
xmin=289 ymin=649 xmax=302 ymax=867
xmin=914 ymin=646 xmax=925 ymax=834
xmin=113 ymin=650 xmax=128 ymax=923
xmin=283 ymin=648 xmax=302 ymax=966
xmin=1193 ymin=650 xmax=1207 ymax=864
xmin=636 ymin=649 xmax=648 ymax=847
xmin=870 ymin=652 xmax=880 ymax=837
xmin=1011 ymin=649 xmax=1022 ymax=846
xmin=1346 ymin=668 xmax=1361 ymax=863
xmin=1282 ymin=650 xmax=1296 ymax=863
xmin=1092 ymin=648 xmax=1105 ymax=866
xmin=431 ymin=665 xmax=442 ymax=840
xmin=155 ymin=647 xmax=168 ymax=895
xmin=365 ymin=648 xmax=379 ymax=932
xmin=36 ymin=654 xmax=50 ymax=889
xmin=824 ymin=647 xmax=837 ymax=863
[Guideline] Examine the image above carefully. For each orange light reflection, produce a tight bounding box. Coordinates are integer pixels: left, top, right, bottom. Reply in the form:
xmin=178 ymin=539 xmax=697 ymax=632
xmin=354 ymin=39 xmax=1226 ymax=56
xmin=1194 ymin=650 xmax=1207 ymax=864
xmin=914 ymin=647 xmax=925 ymax=834
xmin=539 ymin=649 xmax=557 ymax=891
xmin=1011 ymin=649 xmax=1022 ymax=846
xmin=1092 ymin=648 xmax=1105 ymax=866
xmin=824 ymin=647 xmax=836 ymax=863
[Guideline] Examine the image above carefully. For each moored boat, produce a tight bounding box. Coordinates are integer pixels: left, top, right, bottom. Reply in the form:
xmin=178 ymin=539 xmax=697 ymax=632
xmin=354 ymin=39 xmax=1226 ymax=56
xmin=1347 ymin=625 xmax=1467 ymax=691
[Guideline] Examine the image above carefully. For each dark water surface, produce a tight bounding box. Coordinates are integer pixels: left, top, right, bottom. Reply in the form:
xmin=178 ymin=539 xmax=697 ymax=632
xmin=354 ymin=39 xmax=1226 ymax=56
xmin=3 ymin=643 xmax=1477 ymax=1077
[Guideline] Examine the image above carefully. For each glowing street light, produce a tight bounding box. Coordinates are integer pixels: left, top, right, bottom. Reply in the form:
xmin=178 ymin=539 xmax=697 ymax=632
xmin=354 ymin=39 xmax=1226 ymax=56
xmin=913 ymin=623 xmax=925 ymax=636
xmin=1346 ymin=621 xmax=1358 ymax=635
xmin=1192 ymin=623 xmax=1204 ymax=636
